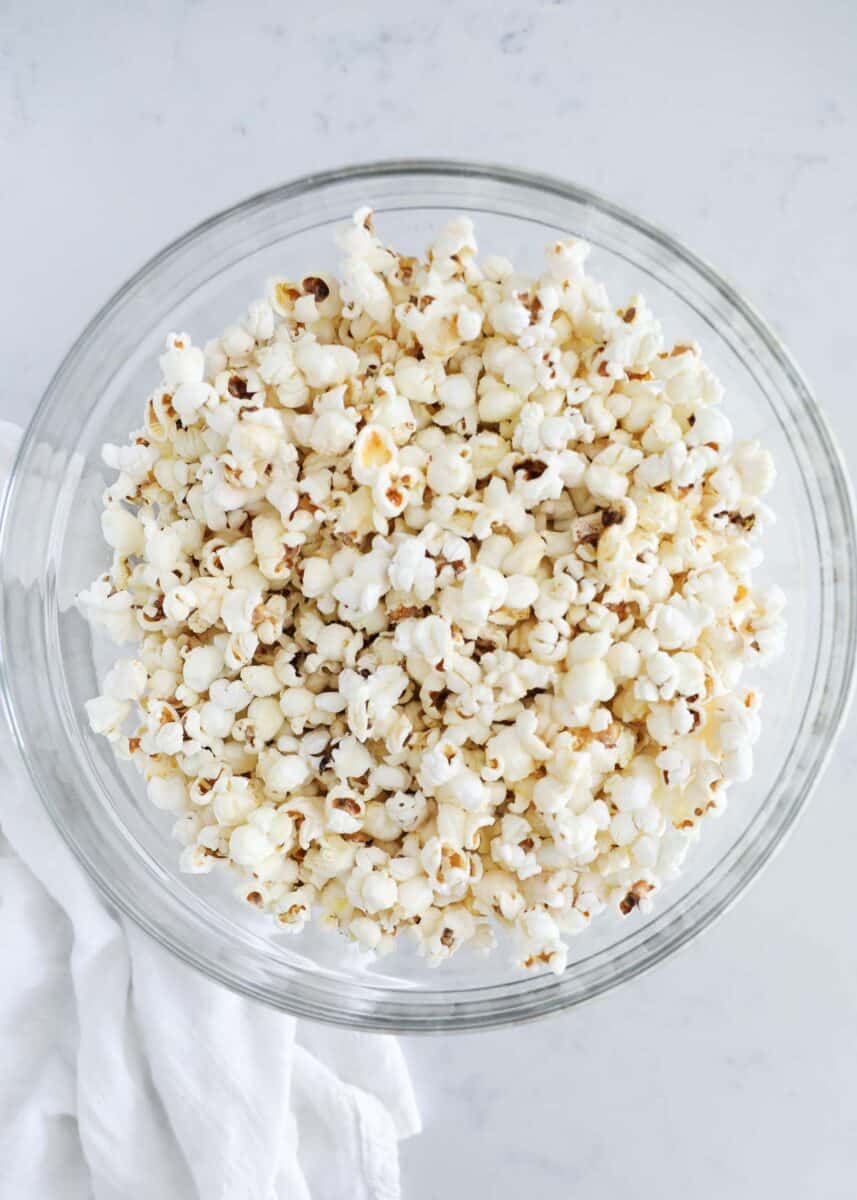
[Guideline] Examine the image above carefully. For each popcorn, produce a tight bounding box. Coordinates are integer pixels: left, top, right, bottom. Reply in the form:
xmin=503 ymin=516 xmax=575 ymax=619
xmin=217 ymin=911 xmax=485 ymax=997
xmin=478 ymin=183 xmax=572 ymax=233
xmin=182 ymin=645 xmax=224 ymax=694
xmin=148 ymin=774 xmax=189 ymax=814
xmin=455 ymin=565 xmax=508 ymax=625
xmin=102 ymin=659 xmax=147 ymax=702
xmin=351 ymin=424 xmax=397 ymax=486
xmin=385 ymin=790 xmax=429 ymax=832
xmin=388 ymin=537 xmax=437 ymax=600
xmin=159 ymin=333 xmax=205 ymax=387
xmin=85 ymin=695 xmax=130 ymax=741
xmin=229 ymin=823 xmax=273 ymax=867
xmin=81 ymin=211 xmax=784 ymax=976
xmin=259 ymin=749 xmax=310 ymax=794
xmin=294 ymin=337 xmax=359 ymax=390
xmin=103 ymin=515 xmax=146 ymax=569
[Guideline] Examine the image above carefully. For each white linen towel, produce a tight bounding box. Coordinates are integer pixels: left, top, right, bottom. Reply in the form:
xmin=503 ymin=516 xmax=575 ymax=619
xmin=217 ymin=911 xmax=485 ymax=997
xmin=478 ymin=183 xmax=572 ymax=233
xmin=0 ymin=420 xmax=420 ymax=1200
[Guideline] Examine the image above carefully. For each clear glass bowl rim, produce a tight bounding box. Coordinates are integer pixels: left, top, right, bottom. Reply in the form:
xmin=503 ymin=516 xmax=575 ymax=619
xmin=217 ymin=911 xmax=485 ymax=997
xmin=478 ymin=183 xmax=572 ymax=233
xmin=2 ymin=158 xmax=855 ymax=1032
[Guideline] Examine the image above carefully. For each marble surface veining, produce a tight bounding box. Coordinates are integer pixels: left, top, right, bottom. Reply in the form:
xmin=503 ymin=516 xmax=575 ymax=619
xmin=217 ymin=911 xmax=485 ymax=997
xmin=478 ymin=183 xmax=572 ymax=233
xmin=3 ymin=1 xmax=856 ymax=1196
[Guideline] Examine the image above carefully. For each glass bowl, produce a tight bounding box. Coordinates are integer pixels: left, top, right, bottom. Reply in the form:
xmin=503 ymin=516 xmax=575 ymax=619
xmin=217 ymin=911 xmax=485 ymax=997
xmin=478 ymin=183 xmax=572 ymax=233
xmin=1 ymin=161 xmax=854 ymax=1032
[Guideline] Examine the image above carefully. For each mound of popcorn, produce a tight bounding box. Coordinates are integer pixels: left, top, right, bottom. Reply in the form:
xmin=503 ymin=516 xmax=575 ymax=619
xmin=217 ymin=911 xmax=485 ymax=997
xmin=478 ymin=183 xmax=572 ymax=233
xmin=80 ymin=210 xmax=785 ymax=974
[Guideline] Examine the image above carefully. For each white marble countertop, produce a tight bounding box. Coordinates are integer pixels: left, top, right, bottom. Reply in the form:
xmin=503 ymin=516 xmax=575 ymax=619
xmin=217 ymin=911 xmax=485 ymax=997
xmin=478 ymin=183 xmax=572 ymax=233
xmin=4 ymin=1 xmax=856 ymax=1195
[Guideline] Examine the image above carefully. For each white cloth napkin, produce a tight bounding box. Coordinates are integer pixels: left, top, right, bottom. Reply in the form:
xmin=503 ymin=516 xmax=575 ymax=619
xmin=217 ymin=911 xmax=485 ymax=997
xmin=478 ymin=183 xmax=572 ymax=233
xmin=0 ymin=421 xmax=420 ymax=1200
